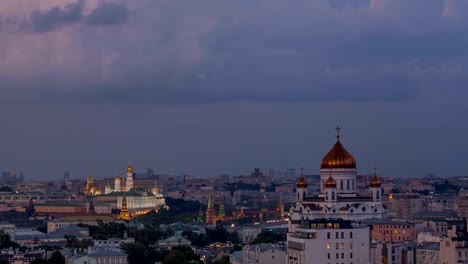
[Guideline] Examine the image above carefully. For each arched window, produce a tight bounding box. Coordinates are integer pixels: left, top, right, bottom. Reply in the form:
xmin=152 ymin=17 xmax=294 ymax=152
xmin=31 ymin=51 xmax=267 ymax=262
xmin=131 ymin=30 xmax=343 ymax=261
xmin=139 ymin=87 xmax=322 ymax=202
xmin=347 ymin=180 xmax=350 ymax=190
xmin=340 ymin=180 xmax=343 ymax=190
xmin=377 ymin=190 xmax=380 ymax=200
xmin=332 ymin=192 xmax=335 ymax=200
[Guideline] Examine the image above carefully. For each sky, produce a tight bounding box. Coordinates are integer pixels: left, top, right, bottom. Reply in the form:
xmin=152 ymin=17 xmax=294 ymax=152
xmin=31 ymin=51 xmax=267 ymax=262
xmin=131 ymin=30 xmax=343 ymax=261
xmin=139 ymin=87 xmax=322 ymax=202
xmin=1 ymin=0 xmax=468 ymax=180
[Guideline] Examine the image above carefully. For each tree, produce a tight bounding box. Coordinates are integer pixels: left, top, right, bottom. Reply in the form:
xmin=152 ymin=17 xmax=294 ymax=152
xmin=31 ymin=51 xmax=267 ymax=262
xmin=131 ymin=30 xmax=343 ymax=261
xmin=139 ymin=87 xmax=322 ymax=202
xmin=250 ymin=230 xmax=284 ymax=244
xmin=49 ymin=250 xmax=65 ymax=264
xmin=121 ymin=242 xmax=148 ymax=264
xmin=213 ymin=256 xmax=229 ymax=264
xmin=0 ymin=231 xmax=20 ymax=249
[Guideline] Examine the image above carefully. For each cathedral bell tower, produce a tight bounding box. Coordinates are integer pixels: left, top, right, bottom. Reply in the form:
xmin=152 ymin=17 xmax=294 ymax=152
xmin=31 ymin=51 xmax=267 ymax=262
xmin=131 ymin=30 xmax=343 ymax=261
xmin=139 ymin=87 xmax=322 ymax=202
xmin=296 ymin=168 xmax=308 ymax=201
xmin=126 ymin=162 xmax=134 ymax=192
xmin=370 ymin=167 xmax=382 ymax=203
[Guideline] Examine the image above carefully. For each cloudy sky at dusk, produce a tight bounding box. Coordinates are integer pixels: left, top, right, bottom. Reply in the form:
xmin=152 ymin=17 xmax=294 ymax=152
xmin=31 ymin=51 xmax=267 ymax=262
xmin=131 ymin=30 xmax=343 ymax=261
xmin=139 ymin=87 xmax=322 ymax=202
xmin=1 ymin=0 xmax=468 ymax=180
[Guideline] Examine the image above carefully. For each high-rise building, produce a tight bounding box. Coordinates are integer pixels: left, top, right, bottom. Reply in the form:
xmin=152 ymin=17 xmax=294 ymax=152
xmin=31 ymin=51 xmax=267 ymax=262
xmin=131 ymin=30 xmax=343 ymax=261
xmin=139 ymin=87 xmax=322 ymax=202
xmin=287 ymin=218 xmax=370 ymax=264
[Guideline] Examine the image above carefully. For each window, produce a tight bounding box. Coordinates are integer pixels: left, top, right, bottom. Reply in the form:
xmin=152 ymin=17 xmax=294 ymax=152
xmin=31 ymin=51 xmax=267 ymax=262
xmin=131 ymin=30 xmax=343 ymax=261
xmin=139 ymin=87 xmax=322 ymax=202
xmin=350 ymin=232 xmax=353 ymax=239
xmin=341 ymin=253 xmax=344 ymax=259
xmin=350 ymin=253 xmax=353 ymax=259
xmin=328 ymin=253 xmax=330 ymax=259
xmin=336 ymin=232 xmax=339 ymax=239
xmin=350 ymin=243 xmax=353 ymax=249
xmin=336 ymin=253 xmax=339 ymax=259
xmin=327 ymin=232 xmax=330 ymax=239
xmin=327 ymin=243 xmax=331 ymax=250
xmin=336 ymin=243 xmax=339 ymax=249
xmin=341 ymin=243 xmax=344 ymax=249
xmin=341 ymin=232 xmax=344 ymax=239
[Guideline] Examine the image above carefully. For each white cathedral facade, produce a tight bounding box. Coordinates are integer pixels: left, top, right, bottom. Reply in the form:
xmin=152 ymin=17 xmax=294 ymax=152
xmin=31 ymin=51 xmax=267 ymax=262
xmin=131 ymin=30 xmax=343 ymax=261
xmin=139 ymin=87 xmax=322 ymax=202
xmin=289 ymin=128 xmax=386 ymax=229
xmin=286 ymin=128 xmax=384 ymax=264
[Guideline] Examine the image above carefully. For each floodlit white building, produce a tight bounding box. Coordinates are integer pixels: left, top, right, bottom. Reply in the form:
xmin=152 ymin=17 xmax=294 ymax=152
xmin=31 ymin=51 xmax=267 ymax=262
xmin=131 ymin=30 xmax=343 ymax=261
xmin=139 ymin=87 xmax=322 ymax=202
xmin=287 ymin=218 xmax=370 ymax=264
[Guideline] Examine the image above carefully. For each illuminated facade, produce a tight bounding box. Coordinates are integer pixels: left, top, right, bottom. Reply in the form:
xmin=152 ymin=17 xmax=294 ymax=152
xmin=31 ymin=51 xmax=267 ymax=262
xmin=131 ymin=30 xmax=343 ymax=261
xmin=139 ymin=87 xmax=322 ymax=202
xmin=289 ymin=127 xmax=386 ymax=223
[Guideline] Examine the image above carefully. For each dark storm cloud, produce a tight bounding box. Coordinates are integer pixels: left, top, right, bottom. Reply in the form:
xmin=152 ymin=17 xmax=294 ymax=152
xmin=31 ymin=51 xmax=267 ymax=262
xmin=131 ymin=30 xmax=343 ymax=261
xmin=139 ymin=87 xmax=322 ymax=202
xmin=1 ymin=0 xmax=468 ymax=105
xmin=85 ymin=3 xmax=129 ymax=25
xmin=29 ymin=2 xmax=83 ymax=32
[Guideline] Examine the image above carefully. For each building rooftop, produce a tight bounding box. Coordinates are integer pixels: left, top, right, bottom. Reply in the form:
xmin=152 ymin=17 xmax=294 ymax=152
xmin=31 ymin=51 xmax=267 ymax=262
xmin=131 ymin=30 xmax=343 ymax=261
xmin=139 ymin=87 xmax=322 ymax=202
xmin=88 ymin=248 xmax=128 ymax=257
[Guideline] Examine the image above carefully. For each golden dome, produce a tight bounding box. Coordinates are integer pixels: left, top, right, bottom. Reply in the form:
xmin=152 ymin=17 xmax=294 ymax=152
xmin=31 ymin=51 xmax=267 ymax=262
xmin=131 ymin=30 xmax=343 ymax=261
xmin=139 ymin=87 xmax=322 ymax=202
xmin=369 ymin=174 xmax=381 ymax=188
xmin=296 ymin=168 xmax=308 ymax=188
xmin=296 ymin=176 xmax=308 ymax=188
xmin=320 ymin=127 xmax=356 ymax=169
xmin=325 ymin=175 xmax=337 ymax=188
xmin=127 ymin=165 xmax=133 ymax=173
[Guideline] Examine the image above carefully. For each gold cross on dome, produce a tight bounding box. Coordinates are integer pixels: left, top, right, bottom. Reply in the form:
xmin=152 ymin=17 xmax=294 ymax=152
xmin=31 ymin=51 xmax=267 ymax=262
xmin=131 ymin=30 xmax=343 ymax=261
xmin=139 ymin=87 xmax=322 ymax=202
xmin=300 ymin=168 xmax=304 ymax=176
xmin=335 ymin=125 xmax=341 ymax=139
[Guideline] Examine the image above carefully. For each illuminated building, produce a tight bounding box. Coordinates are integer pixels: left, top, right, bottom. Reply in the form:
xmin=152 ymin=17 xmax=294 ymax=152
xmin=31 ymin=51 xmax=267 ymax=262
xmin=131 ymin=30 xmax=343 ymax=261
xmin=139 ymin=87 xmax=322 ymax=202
xmin=288 ymin=127 xmax=386 ymax=222
xmin=119 ymin=195 xmax=130 ymax=221
xmin=205 ymin=192 xmax=217 ymax=225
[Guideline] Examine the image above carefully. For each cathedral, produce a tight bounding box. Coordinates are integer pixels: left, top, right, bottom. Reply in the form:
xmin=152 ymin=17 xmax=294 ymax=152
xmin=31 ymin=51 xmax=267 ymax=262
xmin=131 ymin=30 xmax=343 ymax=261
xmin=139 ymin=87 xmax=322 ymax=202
xmin=289 ymin=127 xmax=386 ymax=226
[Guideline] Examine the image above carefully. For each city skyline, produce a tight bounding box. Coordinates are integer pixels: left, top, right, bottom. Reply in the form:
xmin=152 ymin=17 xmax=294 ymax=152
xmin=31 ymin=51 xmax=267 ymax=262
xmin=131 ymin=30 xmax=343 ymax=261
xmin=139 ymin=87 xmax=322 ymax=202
xmin=1 ymin=0 xmax=468 ymax=179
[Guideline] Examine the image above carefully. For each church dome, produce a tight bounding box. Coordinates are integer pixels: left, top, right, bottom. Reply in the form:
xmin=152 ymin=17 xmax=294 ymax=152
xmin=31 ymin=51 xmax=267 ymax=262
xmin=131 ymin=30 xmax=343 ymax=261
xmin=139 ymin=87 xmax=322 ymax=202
xmin=369 ymin=174 xmax=381 ymax=188
xmin=296 ymin=168 xmax=308 ymax=188
xmin=296 ymin=175 xmax=308 ymax=188
xmin=320 ymin=127 xmax=356 ymax=169
xmin=127 ymin=165 xmax=133 ymax=173
xmin=325 ymin=175 xmax=337 ymax=188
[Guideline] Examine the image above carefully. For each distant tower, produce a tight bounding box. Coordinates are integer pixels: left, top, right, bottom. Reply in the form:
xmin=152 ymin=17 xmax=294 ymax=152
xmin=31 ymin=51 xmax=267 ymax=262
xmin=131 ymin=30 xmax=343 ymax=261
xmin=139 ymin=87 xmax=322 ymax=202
xmin=197 ymin=206 xmax=204 ymax=222
xmin=119 ymin=195 xmax=130 ymax=221
xmin=205 ymin=193 xmax=217 ymax=225
xmin=278 ymin=193 xmax=285 ymax=220
xmin=296 ymin=168 xmax=308 ymax=201
xmin=88 ymin=200 xmax=95 ymax=214
xmin=84 ymin=170 xmax=96 ymax=196
xmin=26 ymin=198 xmax=35 ymax=216
xmin=126 ymin=162 xmax=134 ymax=192
xmin=259 ymin=204 xmax=267 ymax=222
xmin=217 ymin=203 xmax=225 ymax=221
xmin=114 ymin=171 xmax=121 ymax=192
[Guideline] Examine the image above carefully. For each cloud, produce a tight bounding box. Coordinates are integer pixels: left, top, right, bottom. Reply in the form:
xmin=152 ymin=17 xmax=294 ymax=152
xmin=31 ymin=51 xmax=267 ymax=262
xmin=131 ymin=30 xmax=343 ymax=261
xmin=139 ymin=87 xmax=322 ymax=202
xmin=0 ymin=0 xmax=467 ymax=105
xmin=85 ymin=2 xmax=129 ymax=25
xmin=29 ymin=2 xmax=83 ymax=32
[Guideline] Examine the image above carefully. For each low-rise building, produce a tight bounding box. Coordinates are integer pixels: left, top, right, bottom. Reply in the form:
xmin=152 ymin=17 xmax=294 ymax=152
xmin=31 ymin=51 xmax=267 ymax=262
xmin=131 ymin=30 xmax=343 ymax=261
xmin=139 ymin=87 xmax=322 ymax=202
xmin=416 ymin=243 xmax=439 ymax=264
xmin=243 ymin=243 xmax=285 ymax=264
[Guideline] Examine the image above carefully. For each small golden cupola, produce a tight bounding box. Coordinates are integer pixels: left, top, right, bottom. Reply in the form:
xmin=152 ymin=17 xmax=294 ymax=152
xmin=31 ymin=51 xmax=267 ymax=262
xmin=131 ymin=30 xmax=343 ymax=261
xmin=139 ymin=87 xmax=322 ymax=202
xmin=296 ymin=168 xmax=308 ymax=188
xmin=127 ymin=164 xmax=133 ymax=173
xmin=325 ymin=173 xmax=337 ymax=188
xmin=320 ymin=126 xmax=356 ymax=169
xmin=369 ymin=167 xmax=382 ymax=188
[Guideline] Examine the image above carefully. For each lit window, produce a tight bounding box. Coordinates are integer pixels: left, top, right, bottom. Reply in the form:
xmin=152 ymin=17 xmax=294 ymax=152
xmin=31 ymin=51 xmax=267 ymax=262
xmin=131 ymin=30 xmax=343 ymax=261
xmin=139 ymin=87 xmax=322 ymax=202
xmin=349 ymin=243 xmax=353 ymax=249
xmin=327 ymin=243 xmax=331 ymax=250
xmin=336 ymin=243 xmax=339 ymax=249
